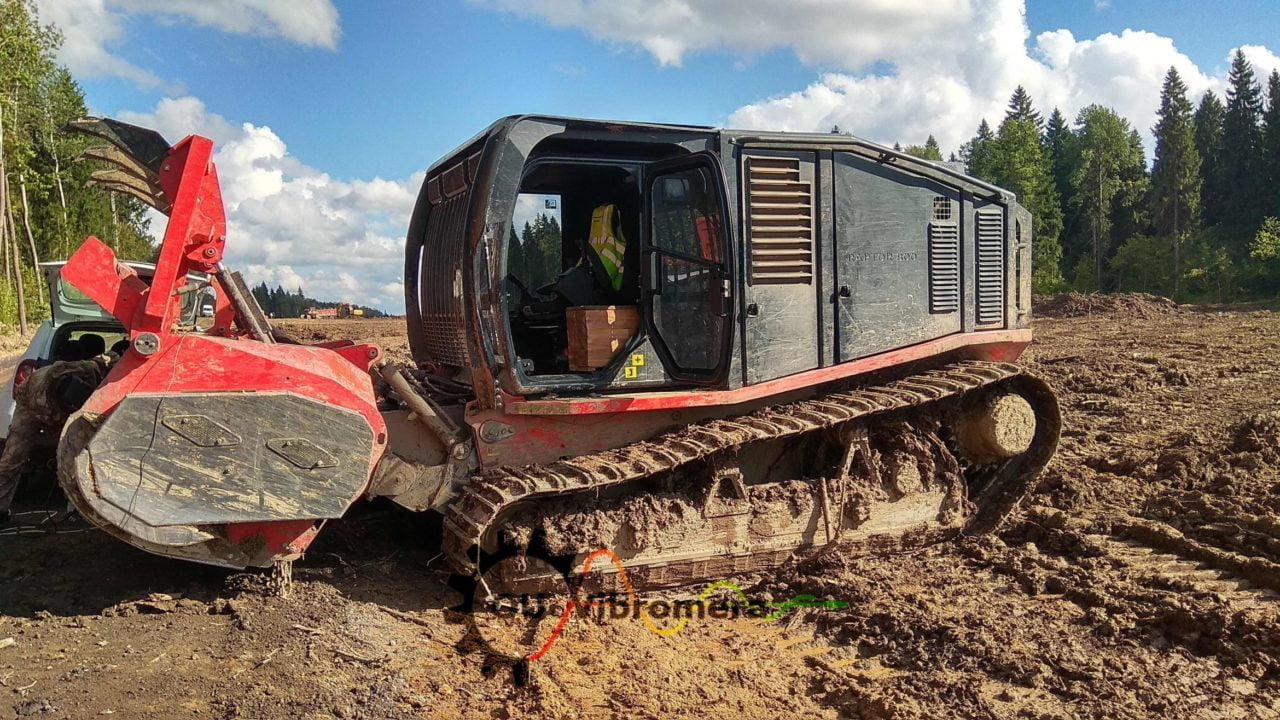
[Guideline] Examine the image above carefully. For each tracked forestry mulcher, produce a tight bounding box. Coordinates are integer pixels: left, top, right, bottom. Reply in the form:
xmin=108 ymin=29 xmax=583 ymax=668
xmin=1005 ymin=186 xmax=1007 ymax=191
xmin=57 ymin=115 xmax=1060 ymax=588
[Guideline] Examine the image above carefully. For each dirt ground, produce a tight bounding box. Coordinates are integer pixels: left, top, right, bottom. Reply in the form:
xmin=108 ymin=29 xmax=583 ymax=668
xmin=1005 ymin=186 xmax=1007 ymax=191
xmin=2 ymin=300 xmax=1279 ymax=720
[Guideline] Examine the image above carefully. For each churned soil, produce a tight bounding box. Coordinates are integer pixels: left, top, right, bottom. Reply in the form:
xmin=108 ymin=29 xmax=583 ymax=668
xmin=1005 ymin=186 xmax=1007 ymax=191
xmin=2 ymin=300 xmax=1279 ymax=719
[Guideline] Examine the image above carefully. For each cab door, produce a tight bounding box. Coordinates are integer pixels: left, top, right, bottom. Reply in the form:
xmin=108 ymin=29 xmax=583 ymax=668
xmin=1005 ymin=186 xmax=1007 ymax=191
xmin=643 ymin=156 xmax=733 ymax=384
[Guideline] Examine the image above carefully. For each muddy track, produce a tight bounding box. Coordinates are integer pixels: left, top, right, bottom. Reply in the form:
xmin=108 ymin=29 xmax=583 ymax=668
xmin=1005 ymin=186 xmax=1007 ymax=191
xmin=445 ymin=361 xmax=1060 ymax=588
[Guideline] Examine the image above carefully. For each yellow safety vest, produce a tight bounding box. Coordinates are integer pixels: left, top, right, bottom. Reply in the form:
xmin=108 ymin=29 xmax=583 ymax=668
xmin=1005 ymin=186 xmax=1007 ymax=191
xmin=589 ymin=204 xmax=626 ymax=292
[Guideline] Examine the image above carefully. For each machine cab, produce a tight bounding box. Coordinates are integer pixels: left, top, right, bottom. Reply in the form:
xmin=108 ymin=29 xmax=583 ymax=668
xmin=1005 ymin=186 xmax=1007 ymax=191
xmin=404 ymin=115 xmax=1032 ymax=410
xmin=404 ymin=116 xmax=736 ymax=401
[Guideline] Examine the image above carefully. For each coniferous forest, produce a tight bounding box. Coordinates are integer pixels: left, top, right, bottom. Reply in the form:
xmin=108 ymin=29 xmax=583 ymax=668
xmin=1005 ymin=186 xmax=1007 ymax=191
xmin=949 ymin=53 xmax=1280 ymax=301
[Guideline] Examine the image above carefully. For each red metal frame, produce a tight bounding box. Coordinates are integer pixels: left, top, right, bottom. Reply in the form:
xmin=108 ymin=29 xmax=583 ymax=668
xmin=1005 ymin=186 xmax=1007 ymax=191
xmin=499 ymin=330 xmax=1030 ymax=416
xmin=60 ymin=130 xmax=385 ymax=564
xmin=471 ymin=332 xmax=1029 ymax=468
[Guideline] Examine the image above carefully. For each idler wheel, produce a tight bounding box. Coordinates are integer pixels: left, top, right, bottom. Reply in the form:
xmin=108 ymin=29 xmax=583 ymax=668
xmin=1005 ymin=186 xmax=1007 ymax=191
xmin=955 ymin=392 xmax=1036 ymax=461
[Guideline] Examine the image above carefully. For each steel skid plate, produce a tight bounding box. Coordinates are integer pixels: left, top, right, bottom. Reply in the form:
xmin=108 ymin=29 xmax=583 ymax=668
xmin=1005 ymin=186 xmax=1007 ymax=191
xmin=85 ymin=392 xmax=374 ymax=527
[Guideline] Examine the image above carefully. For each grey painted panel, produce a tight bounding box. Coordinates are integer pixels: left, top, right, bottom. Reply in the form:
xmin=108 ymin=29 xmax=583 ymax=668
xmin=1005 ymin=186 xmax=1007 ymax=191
xmin=818 ymin=149 xmax=836 ymax=368
xmin=975 ymin=208 xmax=1006 ymax=325
xmin=970 ymin=197 xmax=1008 ymax=329
xmin=742 ymin=150 xmax=821 ymax=384
xmin=832 ymin=153 xmax=962 ymax=362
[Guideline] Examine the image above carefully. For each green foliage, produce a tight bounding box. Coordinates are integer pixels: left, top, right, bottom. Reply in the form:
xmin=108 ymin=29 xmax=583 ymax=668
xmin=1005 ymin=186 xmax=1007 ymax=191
xmin=1068 ymin=105 xmax=1147 ymax=291
xmin=1006 ymin=86 xmax=1042 ymax=129
xmin=1031 ymin=228 xmax=1065 ymax=294
xmin=1219 ymin=49 xmax=1266 ymax=248
xmin=518 ymin=214 xmax=563 ymax=290
xmin=1194 ymin=90 xmax=1227 ymax=226
xmin=1262 ymin=71 xmax=1280 ymax=221
xmin=961 ymin=119 xmax=996 ymax=179
xmin=902 ymin=135 xmax=942 ymax=161
xmin=1150 ymin=68 xmax=1202 ymax=300
xmin=980 ymin=90 xmax=1064 ymax=290
xmin=1248 ymin=217 xmax=1280 ymax=295
xmin=1110 ymin=234 xmax=1173 ymax=295
xmin=1249 ymin=217 xmax=1280 ymax=261
xmin=1183 ymin=226 xmax=1245 ymax=302
xmin=0 ymin=0 xmax=154 ymax=332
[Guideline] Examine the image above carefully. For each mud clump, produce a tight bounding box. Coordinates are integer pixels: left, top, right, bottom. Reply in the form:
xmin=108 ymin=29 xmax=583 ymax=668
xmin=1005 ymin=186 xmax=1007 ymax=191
xmin=1035 ymin=292 xmax=1180 ymax=319
xmin=1230 ymin=411 xmax=1280 ymax=453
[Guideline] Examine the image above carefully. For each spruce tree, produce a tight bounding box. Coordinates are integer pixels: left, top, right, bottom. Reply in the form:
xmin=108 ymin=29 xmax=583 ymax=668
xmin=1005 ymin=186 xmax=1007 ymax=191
xmin=924 ymin=135 xmax=941 ymax=160
xmin=1262 ymin=70 xmax=1280 ymax=220
xmin=963 ymin=120 xmax=997 ymax=180
xmin=1043 ymin=107 xmax=1079 ymax=258
xmin=989 ymin=89 xmax=1064 ymax=290
xmin=1194 ymin=90 xmax=1227 ymax=226
xmin=902 ymin=135 xmax=943 ymax=161
xmin=1220 ymin=49 xmax=1265 ymax=246
xmin=1006 ymin=86 xmax=1042 ymax=129
xmin=1150 ymin=67 xmax=1202 ymax=298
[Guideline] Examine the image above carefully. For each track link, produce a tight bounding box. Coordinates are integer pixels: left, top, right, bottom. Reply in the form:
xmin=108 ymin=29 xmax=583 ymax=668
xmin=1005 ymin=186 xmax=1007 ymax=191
xmin=444 ymin=360 xmax=1059 ymax=577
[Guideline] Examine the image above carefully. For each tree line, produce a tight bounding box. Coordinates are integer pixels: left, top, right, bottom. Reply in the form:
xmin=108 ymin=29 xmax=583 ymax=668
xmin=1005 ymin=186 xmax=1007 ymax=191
xmin=249 ymin=282 xmax=386 ymax=319
xmin=506 ymin=214 xmax=564 ymax=291
xmin=947 ymin=52 xmax=1280 ymax=301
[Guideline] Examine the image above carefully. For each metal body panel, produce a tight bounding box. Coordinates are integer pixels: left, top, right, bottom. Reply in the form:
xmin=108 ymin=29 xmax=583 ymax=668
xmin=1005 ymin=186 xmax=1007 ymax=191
xmin=832 ymin=152 xmax=963 ymax=362
xmin=470 ymin=328 xmax=1028 ymax=469
xmin=495 ymin=329 xmax=1029 ymax=418
xmin=87 ymin=392 xmax=374 ymax=526
xmin=740 ymin=149 xmax=822 ymax=384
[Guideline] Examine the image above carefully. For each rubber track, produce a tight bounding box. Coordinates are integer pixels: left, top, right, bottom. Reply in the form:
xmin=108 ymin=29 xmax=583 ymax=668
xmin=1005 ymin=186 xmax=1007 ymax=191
xmin=444 ymin=360 xmax=1041 ymax=574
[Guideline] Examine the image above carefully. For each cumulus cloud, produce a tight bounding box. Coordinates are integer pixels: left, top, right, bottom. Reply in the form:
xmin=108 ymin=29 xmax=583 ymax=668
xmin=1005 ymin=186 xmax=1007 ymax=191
xmin=111 ymin=0 xmax=340 ymax=48
xmin=474 ymin=0 xmax=968 ymax=69
xmin=480 ymin=0 xmax=1276 ymax=157
xmin=33 ymin=0 xmax=164 ymax=88
xmin=121 ymin=97 xmax=415 ymax=313
xmin=32 ymin=0 xmax=340 ymax=88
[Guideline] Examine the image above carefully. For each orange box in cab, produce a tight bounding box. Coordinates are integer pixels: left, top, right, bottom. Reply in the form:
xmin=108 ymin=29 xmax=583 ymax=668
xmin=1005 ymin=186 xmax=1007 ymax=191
xmin=566 ymin=305 xmax=640 ymax=371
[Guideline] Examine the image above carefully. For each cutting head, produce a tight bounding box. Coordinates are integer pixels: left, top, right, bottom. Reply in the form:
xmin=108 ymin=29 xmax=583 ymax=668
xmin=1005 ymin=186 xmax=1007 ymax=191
xmin=67 ymin=117 xmax=173 ymax=213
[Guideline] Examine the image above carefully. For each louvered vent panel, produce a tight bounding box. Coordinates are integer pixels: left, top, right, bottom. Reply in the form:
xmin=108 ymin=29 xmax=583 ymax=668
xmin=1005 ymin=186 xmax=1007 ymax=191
xmin=747 ymin=157 xmax=814 ymax=285
xmin=928 ymin=222 xmax=960 ymax=313
xmin=975 ymin=210 xmax=1005 ymax=325
xmin=419 ymin=155 xmax=476 ymax=367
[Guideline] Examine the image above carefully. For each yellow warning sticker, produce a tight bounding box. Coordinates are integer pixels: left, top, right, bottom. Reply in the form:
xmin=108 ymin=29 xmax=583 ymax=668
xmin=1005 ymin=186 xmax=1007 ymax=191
xmin=630 ymin=354 xmax=645 ymax=367
xmin=623 ymin=366 xmax=639 ymax=379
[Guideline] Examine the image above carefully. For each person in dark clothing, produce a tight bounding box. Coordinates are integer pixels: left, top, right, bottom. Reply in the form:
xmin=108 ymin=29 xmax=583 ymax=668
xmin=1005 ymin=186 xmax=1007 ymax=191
xmin=77 ymin=334 xmax=106 ymax=359
xmin=0 ymin=353 xmax=116 ymax=522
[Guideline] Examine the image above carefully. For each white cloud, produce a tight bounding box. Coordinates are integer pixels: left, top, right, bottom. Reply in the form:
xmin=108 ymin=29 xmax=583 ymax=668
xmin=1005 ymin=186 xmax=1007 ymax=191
xmin=479 ymin=0 xmax=1275 ymax=158
xmin=121 ymin=97 xmax=414 ymax=313
xmin=475 ymin=0 xmax=969 ymax=69
xmin=1239 ymin=45 xmax=1280 ymax=82
xmin=33 ymin=0 xmax=164 ymax=88
xmin=111 ymin=0 xmax=340 ymax=48
xmin=32 ymin=0 xmax=340 ymax=88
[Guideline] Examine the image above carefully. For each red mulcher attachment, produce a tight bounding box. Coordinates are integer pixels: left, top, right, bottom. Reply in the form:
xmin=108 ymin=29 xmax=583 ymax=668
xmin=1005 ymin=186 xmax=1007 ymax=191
xmin=56 ymin=119 xmax=387 ymax=568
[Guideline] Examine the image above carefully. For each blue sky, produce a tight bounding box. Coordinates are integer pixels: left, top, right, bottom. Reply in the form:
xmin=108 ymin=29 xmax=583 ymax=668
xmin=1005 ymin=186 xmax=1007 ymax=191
xmin=31 ymin=0 xmax=1280 ymax=310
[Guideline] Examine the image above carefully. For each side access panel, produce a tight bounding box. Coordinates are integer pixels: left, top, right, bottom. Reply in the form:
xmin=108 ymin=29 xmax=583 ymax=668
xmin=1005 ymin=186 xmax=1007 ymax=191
xmin=832 ymin=153 xmax=963 ymax=361
xmin=740 ymin=150 xmax=822 ymax=384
